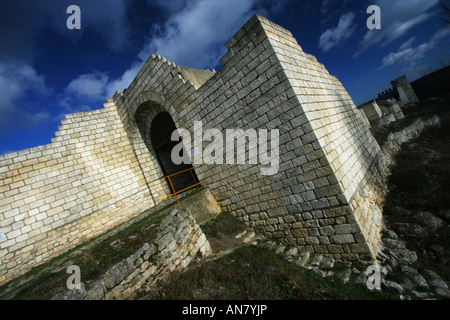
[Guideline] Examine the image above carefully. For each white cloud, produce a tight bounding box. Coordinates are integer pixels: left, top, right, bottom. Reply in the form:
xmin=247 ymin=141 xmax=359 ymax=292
xmin=60 ymin=62 xmax=145 ymax=113
xmin=380 ymin=27 xmax=450 ymax=69
xmin=355 ymin=0 xmax=438 ymax=56
xmin=60 ymin=0 xmax=264 ymax=108
xmin=139 ymin=0 xmax=258 ymax=69
xmin=0 ymin=63 xmax=48 ymax=99
xmin=398 ymin=37 xmax=416 ymax=51
xmin=318 ymin=12 xmax=356 ymax=52
xmin=59 ymin=72 xmax=109 ymax=117
xmin=433 ymin=27 xmax=450 ymax=42
xmin=108 ymin=62 xmax=144 ymax=97
xmin=60 ymin=0 xmax=290 ymax=112
xmin=66 ymin=72 xmax=109 ymax=100
xmin=0 ymin=63 xmax=51 ymax=133
xmin=381 ymin=42 xmax=432 ymax=68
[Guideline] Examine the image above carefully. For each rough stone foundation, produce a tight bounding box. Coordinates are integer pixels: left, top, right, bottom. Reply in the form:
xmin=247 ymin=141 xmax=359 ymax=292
xmin=51 ymin=209 xmax=211 ymax=300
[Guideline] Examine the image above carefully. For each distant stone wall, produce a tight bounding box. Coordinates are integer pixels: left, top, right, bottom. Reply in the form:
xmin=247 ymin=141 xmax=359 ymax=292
xmin=391 ymin=76 xmax=419 ymax=105
xmin=51 ymin=209 xmax=211 ymax=300
xmin=0 ymin=101 xmax=155 ymax=285
xmin=360 ymin=75 xmax=419 ymax=113
xmin=380 ymin=116 xmax=441 ymax=166
xmin=360 ymin=99 xmax=405 ymax=129
xmin=360 ymin=100 xmax=383 ymax=123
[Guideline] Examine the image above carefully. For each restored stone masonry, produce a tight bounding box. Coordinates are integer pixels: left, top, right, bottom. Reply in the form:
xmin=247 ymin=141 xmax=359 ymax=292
xmin=51 ymin=209 xmax=211 ymax=300
xmin=358 ymin=75 xmax=418 ymax=129
xmin=1 ymin=15 xmax=386 ymax=285
xmin=0 ymin=102 xmax=155 ymax=285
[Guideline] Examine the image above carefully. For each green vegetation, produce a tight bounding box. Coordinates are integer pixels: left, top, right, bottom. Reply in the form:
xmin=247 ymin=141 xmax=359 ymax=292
xmin=145 ymin=245 xmax=396 ymax=300
xmin=0 ymin=189 xmax=204 ymax=300
xmin=0 ymin=211 xmax=168 ymax=300
xmin=3 ymin=112 xmax=449 ymax=301
xmin=200 ymin=211 xmax=247 ymax=238
xmin=140 ymin=211 xmax=397 ymax=300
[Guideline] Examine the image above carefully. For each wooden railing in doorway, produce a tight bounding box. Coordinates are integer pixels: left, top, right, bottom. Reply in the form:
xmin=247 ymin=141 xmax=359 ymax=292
xmin=160 ymin=167 xmax=202 ymax=208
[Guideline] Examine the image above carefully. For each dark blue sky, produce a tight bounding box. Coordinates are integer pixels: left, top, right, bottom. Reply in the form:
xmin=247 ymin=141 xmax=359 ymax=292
xmin=0 ymin=0 xmax=449 ymax=154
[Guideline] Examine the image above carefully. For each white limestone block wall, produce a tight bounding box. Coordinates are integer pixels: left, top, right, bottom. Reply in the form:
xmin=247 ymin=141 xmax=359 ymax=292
xmin=0 ymin=101 xmax=155 ymax=286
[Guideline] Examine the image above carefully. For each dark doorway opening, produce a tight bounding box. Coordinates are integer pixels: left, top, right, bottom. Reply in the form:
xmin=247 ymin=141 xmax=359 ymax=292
xmin=150 ymin=112 xmax=199 ymax=195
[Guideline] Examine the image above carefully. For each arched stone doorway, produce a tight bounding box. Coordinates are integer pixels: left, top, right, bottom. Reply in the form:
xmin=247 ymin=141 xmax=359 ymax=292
xmin=150 ymin=112 xmax=199 ymax=194
xmin=130 ymin=93 xmax=201 ymax=203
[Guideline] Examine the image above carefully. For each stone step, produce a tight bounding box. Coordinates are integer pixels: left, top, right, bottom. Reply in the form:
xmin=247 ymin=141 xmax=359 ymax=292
xmin=242 ymin=231 xmax=256 ymax=244
xmin=306 ymin=253 xmax=323 ymax=269
xmin=334 ymin=267 xmax=352 ymax=284
xmin=294 ymin=250 xmax=310 ymax=268
xmin=235 ymin=230 xmax=247 ymax=239
xmin=275 ymin=244 xmax=286 ymax=255
xmin=319 ymin=255 xmax=335 ymax=269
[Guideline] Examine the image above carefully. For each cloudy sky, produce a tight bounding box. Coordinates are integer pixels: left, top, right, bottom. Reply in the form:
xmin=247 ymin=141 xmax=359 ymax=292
xmin=0 ymin=0 xmax=449 ymax=154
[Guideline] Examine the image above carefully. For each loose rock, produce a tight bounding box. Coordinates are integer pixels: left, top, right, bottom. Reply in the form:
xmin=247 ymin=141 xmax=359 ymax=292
xmin=413 ymin=211 xmax=444 ymax=229
xmin=51 ymin=283 xmax=87 ymax=300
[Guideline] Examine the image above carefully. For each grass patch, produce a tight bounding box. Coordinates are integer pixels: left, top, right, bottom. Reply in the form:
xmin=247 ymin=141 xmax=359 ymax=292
xmin=200 ymin=212 xmax=246 ymax=239
xmin=1 ymin=211 xmax=168 ymax=300
xmin=0 ymin=188 xmax=207 ymax=300
xmin=144 ymin=246 xmax=396 ymax=300
xmin=72 ymin=212 xmax=167 ymax=279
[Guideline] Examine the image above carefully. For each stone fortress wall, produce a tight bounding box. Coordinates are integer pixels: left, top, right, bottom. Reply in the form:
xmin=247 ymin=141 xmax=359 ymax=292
xmin=168 ymin=15 xmax=382 ymax=261
xmin=0 ymin=102 xmax=156 ymax=285
xmin=358 ymin=75 xmax=420 ymax=129
xmin=0 ymin=15 xmax=411 ymax=285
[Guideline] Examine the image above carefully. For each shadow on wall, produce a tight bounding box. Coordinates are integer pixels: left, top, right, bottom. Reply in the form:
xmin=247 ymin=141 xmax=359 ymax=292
xmin=411 ymin=66 xmax=450 ymax=101
xmin=176 ymin=187 xmax=221 ymax=225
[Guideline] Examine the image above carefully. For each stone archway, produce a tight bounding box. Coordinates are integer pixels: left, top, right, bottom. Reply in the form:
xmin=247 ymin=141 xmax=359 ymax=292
xmin=149 ymin=112 xmax=199 ymax=194
xmin=129 ymin=95 xmax=200 ymax=203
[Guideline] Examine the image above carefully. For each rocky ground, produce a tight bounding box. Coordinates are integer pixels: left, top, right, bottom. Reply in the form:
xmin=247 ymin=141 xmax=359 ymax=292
xmin=141 ymin=212 xmax=395 ymax=300
xmin=2 ymin=98 xmax=449 ymax=301
xmin=142 ymin=98 xmax=450 ymax=301
xmin=376 ymin=109 xmax=450 ymax=299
